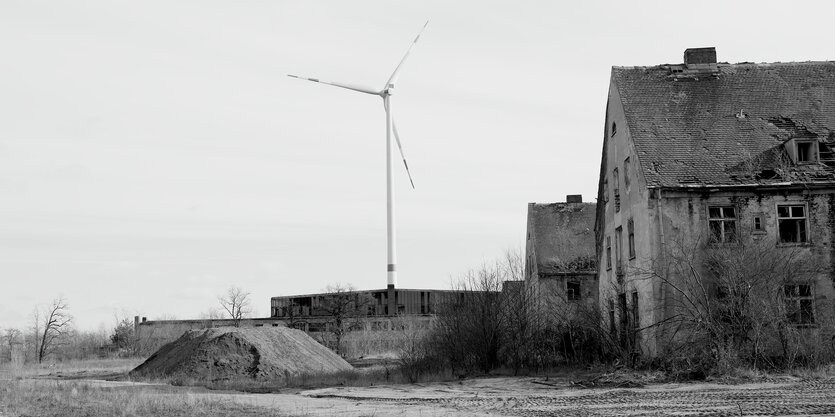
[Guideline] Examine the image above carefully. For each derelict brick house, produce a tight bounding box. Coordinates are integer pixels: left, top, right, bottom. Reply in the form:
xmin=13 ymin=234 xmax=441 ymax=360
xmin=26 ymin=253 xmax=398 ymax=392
xmin=596 ymin=47 xmax=835 ymax=357
xmin=524 ymin=195 xmax=597 ymax=326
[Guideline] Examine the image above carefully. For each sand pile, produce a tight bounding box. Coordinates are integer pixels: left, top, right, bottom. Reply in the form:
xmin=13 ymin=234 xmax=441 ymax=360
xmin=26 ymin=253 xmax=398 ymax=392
xmin=130 ymin=326 xmax=352 ymax=381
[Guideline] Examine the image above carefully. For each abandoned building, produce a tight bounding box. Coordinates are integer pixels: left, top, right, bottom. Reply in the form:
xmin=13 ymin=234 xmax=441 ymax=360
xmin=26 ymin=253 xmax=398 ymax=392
xmin=524 ymin=195 xmax=597 ymax=326
xmin=136 ymin=287 xmax=484 ymax=357
xmin=270 ymin=287 xmax=472 ymax=331
xmin=596 ymin=47 xmax=835 ymax=356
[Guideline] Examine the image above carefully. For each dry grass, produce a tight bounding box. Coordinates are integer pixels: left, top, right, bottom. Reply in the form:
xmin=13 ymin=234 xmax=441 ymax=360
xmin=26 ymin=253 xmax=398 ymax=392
xmin=0 ymin=357 xmax=142 ymax=379
xmin=0 ymin=378 xmax=306 ymax=417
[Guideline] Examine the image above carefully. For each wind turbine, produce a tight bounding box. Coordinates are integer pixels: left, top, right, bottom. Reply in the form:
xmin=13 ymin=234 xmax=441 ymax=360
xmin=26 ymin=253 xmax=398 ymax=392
xmin=288 ymin=21 xmax=428 ymax=291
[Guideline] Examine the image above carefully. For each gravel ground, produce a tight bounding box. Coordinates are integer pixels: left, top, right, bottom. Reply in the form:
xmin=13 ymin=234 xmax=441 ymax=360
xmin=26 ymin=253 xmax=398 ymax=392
xmin=300 ymin=376 xmax=835 ymax=416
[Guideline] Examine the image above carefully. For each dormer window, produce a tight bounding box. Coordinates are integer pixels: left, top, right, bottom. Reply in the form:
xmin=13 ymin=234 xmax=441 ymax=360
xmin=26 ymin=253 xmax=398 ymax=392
xmin=796 ymin=141 xmax=817 ymax=163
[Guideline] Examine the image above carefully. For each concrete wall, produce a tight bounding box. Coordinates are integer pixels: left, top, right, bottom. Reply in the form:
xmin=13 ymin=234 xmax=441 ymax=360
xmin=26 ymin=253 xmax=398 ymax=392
xmin=134 ymin=315 xmax=433 ymax=359
xmin=134 ymin=317 xmax=287 ymax=355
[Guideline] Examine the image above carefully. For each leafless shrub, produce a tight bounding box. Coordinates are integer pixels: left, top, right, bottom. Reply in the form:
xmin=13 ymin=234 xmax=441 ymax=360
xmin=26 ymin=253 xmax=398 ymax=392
xmin=641 ymin=234 xmax=830 ymax=377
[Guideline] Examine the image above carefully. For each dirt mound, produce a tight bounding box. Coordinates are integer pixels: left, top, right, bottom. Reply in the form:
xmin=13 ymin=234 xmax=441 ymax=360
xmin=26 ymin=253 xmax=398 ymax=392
xmin=130 ymin=326 xmax=352 ymax=381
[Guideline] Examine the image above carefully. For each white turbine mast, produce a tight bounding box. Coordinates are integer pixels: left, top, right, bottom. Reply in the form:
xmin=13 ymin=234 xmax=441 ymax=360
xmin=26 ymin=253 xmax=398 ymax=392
xmin=288 ymin=21 xmax=428 ymax=290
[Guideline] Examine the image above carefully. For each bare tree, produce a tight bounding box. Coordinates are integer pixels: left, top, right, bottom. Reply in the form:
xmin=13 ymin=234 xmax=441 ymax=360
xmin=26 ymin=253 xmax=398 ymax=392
xmin=3 ymin=328 xmax=22 ymax=362
xmin=38 ymin=297 xmax=73 ymax=363
xmin=318 ymin=283 xmax=373 ymax=357
xmin=218 ymin=286 xmax=252 ymax=327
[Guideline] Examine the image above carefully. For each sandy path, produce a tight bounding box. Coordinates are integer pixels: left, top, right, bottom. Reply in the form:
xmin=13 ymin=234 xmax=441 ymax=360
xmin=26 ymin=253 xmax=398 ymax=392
xmin=36 ymin=374 xmax=835 ymax=416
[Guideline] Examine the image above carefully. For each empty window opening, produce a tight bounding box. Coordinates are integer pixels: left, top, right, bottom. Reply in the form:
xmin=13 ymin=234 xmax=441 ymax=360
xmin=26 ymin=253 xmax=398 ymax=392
xmin=618 ymin=293 xmax=628 ymax=331
xmin=708 ymin=206 xmax=737 ymax=243
xmin=615 ymin=227 xmax=624 ymax=278
xmin=613 ymin=168 xmax=621 ymax=212
xmin=785 ymin=284 xmax=815 ymax=325
xmin=567 ymin=281 xmax=581 ymax=301
xmin=611 ymin=121 xmax=617 ymax=136
xmin=606 ymin=236 xmax=612 ymax=270
xmin=797 ymin=141 xmax=817 ymax=163
xmin=627 ymin=219 xmax=636 ymax=259
xmin=778 ymin=204 xmax=807 ymax=243
xmin=603 ymin=178 xmax=609 ymax=203
xmin=624 ymin=157 xmax=631 ymax=190
xmin=631 ymin=291 xmax=639 ymax=329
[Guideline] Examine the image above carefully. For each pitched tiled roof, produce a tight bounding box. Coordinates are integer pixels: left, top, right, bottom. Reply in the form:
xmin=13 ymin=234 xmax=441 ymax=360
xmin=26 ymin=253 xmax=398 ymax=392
xmin=613 ymin=62 xmax=835 ymax=187
xmin=528 ymin=202 xmax=596 ymax=275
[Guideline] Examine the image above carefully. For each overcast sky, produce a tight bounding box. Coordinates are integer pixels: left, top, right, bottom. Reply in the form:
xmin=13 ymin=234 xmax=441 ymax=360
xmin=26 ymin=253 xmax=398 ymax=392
xmin=1 ymin=0 xmax=833 ymax=331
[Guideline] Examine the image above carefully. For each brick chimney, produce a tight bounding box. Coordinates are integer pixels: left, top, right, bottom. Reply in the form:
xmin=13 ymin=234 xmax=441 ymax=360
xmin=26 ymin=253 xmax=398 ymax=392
xmin=684 ymin=47 xmax=716 ymax=66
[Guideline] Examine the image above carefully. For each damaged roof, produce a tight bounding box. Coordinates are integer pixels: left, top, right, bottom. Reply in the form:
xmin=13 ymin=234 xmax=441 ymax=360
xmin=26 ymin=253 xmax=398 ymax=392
xmin=613 ymin=61 xmax=835 ymax=187
xmin=528 ymin=202 xmax=596 ymax=275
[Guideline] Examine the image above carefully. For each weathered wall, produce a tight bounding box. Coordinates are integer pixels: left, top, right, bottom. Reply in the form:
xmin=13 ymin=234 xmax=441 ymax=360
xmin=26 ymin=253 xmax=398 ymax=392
xmin=597 ymin=79 xmax=660 ymax=355
xmin=653 ymin=188 xmax=835 ymax=356
xmin=135 ymin=318 xmax=287 ymax=355
xmin=135 ymin=315 xmax=432 ymax=359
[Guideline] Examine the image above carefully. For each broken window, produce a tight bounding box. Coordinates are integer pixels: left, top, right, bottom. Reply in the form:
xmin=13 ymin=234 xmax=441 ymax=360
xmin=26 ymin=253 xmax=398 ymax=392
xmin=606 ymin=236 xmax=612 ymax=270
xmin=566 ymin=281 xmax=581 ymax=301
xmin=618 ymin=293 xmax=628 ymax=332
xmin=708 ymin=206 xmax=737 ymax=243
xmin=613 ymin=168 xmax=620 ymax=212
xmin=624 ymin=157 xmax=631 ymax=190
xmin=796 ymin=141 xmax=817 ymax=163
xmin=784 ymin=284 xmax=815 ymax=325
xmin=631 ymin=291 xmax=639 ymax=329
xmin=603 ymin=178 xmax=609 ymax=203
xmin=627 ymin=218 xmax=636 ymax=259
xmin=778 ymin=204 xmax=807 ymax=243
xmin=615 ymin=227 xmax=623 ymax=278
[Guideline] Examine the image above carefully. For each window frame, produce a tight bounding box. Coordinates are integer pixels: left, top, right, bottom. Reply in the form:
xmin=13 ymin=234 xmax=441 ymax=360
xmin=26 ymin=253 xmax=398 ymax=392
xmin=624 ymin=157 xmax=631 ymax=190
xmin=784 ymin=283 xmax=816 ymax=326
xmin=603 ymin=178 xmax=609 ymax=203
xmin=796 ymin=140 xmax=818 ymax=164
xmin=631 ymin=291 xmax=639 ymax=329
xmin=605 ymin=236 xmax=612 ymax=271
xmin=615 ymin=226 xmax=624 ymax=277
xmin=613 ymin=168 xmax=620 ymax=213
xmin=707 ymin=205 xmax=738 ymax=244
xmin=627 ymin=218 xmax=636 ymax=259
xmin=752 ymin=213 xmax=766 ymax=234
xmin=776 ymin=203 xmax=809 ymax=245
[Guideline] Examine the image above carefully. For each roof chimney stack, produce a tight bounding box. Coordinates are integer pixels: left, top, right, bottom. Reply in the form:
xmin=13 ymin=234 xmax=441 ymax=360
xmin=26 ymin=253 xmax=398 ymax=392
xmin=566 ymin=194 xmax=582 ymax=203
xmin=683 ymin=47 xmax=718 ymax=73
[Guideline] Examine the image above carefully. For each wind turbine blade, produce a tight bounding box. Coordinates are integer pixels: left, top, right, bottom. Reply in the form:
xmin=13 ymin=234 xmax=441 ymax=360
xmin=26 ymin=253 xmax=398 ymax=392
xmin=287 ymin=74 xmax=380 ymax=95
xmin=392 ymin=121 xmax=415 ymax=189
xmin=385 ymin=101 xmax=415 ymax=189
xmin=384 ymin=21 xmax=429 ymax=90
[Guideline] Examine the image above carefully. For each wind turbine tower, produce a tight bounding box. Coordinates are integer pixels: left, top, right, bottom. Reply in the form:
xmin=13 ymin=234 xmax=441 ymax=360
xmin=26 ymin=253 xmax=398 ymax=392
xmin=289 ymin=21 xmax=428 ymax=293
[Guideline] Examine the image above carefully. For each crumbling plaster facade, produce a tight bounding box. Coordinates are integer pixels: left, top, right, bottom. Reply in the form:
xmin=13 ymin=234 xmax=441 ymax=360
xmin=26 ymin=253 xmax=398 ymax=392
xmin=596 ymin=52 xmax=835 ymax=357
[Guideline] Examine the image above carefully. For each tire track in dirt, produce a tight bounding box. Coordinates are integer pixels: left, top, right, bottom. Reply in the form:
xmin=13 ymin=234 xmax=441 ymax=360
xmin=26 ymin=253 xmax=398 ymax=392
xmin=313 ymin=379 xmax=835 ymax=416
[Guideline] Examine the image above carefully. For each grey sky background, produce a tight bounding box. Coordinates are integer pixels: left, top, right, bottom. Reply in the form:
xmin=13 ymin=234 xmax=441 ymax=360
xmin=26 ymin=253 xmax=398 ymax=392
xmin=1 ymin=0 xmax=832 ymax=331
